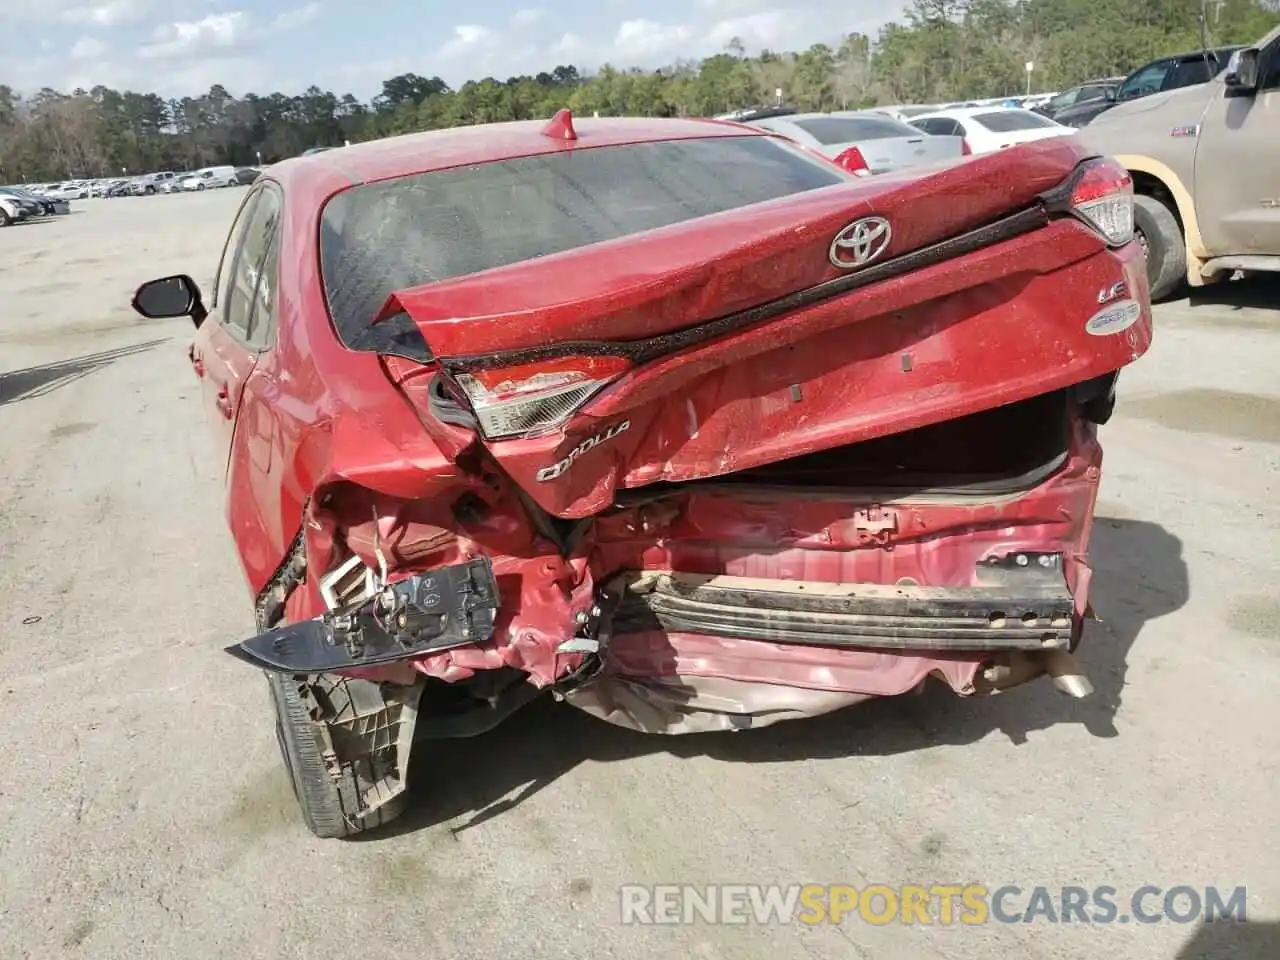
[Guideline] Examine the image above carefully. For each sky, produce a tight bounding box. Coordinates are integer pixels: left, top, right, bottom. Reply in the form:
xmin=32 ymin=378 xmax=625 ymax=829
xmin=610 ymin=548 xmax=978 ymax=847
xmin=0 ymin=0 xmax=911 ymax=101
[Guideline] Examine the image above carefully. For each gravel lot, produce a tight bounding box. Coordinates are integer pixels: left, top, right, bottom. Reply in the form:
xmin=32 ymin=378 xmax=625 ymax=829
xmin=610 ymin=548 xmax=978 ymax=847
xmin=1 ymin=192 xmax=1277 ymax=960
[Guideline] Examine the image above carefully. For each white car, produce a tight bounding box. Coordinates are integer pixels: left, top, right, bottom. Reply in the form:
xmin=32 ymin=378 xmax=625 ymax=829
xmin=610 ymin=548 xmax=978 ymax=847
xmin=907 ymin=106 xmax=1074 ymax=155
xmin=179 ymin=166 xmax=238 ymax=191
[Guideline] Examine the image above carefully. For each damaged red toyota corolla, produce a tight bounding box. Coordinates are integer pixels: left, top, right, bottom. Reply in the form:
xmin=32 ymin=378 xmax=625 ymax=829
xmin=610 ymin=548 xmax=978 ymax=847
xmin=131 ymin=109 xmax=1150 ymax=838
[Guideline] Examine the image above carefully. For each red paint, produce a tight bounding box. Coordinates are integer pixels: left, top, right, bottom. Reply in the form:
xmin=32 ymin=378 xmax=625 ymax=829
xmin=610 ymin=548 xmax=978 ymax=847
xmin=168 ymin=116 xmax=1149 ymax=705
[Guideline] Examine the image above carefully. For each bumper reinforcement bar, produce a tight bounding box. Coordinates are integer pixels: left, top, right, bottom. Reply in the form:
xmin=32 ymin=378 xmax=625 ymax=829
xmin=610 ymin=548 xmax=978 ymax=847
xmin=614 ymin=569 xmax=1076 ymax=651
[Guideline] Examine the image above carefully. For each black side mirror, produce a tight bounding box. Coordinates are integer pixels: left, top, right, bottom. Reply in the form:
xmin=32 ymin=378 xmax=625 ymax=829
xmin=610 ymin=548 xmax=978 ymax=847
xmin=1103 ymin=89 xmax=1117 ymax=102
xmin=1223 ymin=49 xmax=1259 ymax=92
xmin=131 ymin=274 xmax=208 ymax=328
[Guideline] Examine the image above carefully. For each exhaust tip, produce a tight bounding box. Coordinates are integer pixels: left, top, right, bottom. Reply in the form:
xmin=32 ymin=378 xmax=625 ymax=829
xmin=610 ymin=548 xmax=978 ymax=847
xmin=1043 ymin=649 xmax=1094 ymax=698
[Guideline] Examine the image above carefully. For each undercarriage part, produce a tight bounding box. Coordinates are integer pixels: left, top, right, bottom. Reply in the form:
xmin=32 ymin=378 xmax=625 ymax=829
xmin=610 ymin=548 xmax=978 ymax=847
xmin=416 ymin=669 xmax=545 ymax=739
xmin=612 ymin=560 xmax=1075 ymax=651
xmin=973 ymin=648 xmax=1094 ymax=699
xmin=269 ymin=670 xmax=425 ymax=838
xmin=229 ymin=556 xmax=501 ymax=673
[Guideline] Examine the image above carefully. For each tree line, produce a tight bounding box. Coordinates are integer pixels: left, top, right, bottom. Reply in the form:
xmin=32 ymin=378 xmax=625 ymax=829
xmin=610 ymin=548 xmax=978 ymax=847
xmin=2 ymin=0 xmax=1276 ymax=182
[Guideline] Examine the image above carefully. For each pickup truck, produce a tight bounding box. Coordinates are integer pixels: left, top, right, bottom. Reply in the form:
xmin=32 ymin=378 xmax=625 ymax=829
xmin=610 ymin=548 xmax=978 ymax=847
xmin=1081 ymin=26 xmax=1280 ymax=300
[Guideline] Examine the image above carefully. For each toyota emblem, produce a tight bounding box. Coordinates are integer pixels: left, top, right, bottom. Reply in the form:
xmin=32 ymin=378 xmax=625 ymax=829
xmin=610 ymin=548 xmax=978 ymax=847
xmin=829 ymin=216 xmax=892 ymax=270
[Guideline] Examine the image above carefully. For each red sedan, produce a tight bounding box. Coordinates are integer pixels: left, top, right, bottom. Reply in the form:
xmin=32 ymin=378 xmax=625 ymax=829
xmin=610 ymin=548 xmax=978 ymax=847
xmin=131 ymin=109 xmax=1151 ymax=837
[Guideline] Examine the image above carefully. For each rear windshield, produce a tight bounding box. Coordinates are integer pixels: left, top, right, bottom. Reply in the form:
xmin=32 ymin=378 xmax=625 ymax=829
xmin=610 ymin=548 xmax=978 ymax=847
xmin=791 ymin=116 xmax=918 ymax=144
xmin=973 ymin=110 xmax=1058 ymax=132
xmin=320 ymin=135 xmax=846 ymax=345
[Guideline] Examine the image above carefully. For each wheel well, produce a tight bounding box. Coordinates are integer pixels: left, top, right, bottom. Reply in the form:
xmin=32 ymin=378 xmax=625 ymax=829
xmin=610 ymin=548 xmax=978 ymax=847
xmin=1129 ymin=170 xmax=1183 ymax=231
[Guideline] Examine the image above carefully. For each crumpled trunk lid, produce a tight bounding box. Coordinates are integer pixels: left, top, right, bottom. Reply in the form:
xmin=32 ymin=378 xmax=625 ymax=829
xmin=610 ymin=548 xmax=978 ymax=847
xmin=386 ymin=136 xmax=1150 ymax=519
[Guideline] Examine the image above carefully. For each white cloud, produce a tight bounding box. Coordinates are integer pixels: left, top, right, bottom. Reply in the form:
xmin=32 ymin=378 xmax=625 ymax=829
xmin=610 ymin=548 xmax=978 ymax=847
xmin=272 ymin=2 xmax=320 ymax=31
xmin=0 ymin=0 xmax=152 ymax=25
xmin=437 ymin=24 xmax=497 ymax=60
xmin=510 ymin=8 xmax=544 ymax=27
xmin=70 ymin=37 xmax=109 ymax=60
xmin=614 ymin=19 xmax=695 ymax=58
xmin=139 ymin=11 xmax=250 ymax=59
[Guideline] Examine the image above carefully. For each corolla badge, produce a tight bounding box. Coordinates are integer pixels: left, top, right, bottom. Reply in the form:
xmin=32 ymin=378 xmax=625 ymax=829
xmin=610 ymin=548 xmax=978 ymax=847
xmin=829 ymin=216 xmax=892 ymax=270
xmin=536 ymin=420 xmax=631 ymax=482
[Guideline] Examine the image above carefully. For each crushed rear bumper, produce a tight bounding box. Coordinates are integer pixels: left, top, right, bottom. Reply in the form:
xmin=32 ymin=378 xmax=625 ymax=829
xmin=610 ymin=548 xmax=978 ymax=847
xmin=563 ymin=554 xmax=1091 ymax=734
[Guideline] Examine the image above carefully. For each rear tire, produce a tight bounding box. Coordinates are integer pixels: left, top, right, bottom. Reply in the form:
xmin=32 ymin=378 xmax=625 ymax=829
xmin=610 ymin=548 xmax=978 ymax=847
xmin=1133 ymin=194 xmax=1186 ymax=302
xmin=267 ymin=670 xmax=421 ymax=839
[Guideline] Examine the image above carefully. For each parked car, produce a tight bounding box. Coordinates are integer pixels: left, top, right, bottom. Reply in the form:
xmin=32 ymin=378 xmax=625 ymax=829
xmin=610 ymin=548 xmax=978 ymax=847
xmin=180 ymin=166 xmax=239 ymax=190
xmin=743 ymin=110 xmax=967 ymax=174
xmin=1054 ymin=46 xmax=1243 ymax=127
xmin=128 ymin=110 xmax=1150 ymax=838
xmin=0 ymin=186 xmax=68 ymax=215
xmin=0 ymin=193 xmax=30 ymax=226
xmin=1035 ymin=78 xmax=1125 ymax=119
xmin=867 ymin=105 xmax=941 ymax=121
xmin=130 ymin=171 xmax=178 ymax=195
xmin=909 ymin=106 xmax=1074 ymax=154
xmin=1081 ymin=27 xmax=1280 ymax=299
xmin=40 ymin=182 xmax=85 ymax=202
xmin=713 ymin=105 xmax=798 ymax=122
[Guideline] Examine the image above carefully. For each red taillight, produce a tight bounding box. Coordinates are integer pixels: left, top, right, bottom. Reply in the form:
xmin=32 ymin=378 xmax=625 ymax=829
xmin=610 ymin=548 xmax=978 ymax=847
xmin=833 ymin=146 xmax=871 ymax=176
xmin=1069 ymin=159 xmax=1134 ymax=247
xmin=960 ymin=138 xmax=972 ymax=155
xmin=453 ymin=355 xmax=632 ymax=440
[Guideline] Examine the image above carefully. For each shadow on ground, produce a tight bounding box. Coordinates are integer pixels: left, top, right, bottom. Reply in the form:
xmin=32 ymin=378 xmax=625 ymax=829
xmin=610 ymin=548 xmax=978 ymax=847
xmin=364 ymin=517 xmax=1188 ymax=839
xmin=1184 ymin=275 xmax=1280 ymax=312
xmin=1174 ymin=920 xmax=1280 ymax=960
xmin=0 ymin=339 xmax=169 ymax=405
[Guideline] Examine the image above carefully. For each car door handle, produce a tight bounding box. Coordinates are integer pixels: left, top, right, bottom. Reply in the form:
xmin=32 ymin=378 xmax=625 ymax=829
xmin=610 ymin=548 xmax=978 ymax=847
xmin=215 ymin=384 xmax=234 ymax=419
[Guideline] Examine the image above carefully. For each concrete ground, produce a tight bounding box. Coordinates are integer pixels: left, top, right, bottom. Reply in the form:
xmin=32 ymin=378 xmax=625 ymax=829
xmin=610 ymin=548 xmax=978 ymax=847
xmin=0 ymin=192 xmax=1276 ymax=960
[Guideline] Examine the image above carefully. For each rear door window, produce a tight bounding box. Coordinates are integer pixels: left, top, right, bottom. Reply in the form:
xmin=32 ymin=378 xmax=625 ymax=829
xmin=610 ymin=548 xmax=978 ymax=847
xmin=972 ymin=110 xmax=1058 ymax=132
xmin=1165 ymin=56 xmax=1216 ymax=89
xmin=222 ymin=186 xmax=281 ymax=342
xmin=319 ymin=135 xmax=849 ymax=346
xmin=1118 ymin=60 xmax=1171 ymax=99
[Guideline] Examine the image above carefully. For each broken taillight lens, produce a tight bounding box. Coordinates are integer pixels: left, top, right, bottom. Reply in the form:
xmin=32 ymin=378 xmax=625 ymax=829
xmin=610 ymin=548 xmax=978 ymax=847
xmin=1069 ymin=159 xmax=1134 ymax=247
xmin=454 ymin=355 xmax=631 ymax=440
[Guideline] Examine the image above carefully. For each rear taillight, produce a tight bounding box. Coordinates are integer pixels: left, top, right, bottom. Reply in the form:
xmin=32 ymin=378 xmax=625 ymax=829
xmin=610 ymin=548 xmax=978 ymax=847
xmin=1069 ymin=159 xmax=1134 ymax=247
xmin=453 ymin=355 xmax=631 ymax=440
xmin=960 ymin=138 xmax=972 ymax=155
xmin=833 ymin=146 xmax=872 ymax=176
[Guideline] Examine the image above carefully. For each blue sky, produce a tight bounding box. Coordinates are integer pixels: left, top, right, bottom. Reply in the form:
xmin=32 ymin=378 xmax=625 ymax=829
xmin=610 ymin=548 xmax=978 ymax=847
xmin=0 ymin=0 xmax=910 ymax=100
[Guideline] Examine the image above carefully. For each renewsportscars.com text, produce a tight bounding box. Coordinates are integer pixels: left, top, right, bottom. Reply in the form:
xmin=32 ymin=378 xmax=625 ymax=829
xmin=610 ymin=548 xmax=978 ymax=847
xmin=619 ymin=884 xmax=1249 ymax=926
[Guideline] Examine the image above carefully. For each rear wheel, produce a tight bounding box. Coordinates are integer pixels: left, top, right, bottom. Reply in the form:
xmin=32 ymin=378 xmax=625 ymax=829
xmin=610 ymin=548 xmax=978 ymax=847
xmin=1133 ymin=194 xmax=1186 ymax=301
xmin=267 ymin=670 xmax=422 ymax=838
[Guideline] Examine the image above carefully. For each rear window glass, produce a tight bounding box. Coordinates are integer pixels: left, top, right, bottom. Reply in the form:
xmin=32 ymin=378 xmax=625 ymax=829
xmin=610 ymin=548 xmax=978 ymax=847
xmin=973 ymin=110 xmax=1058 ymax=132
xmin=1166 ymin=56 xmax=1216 ymax=89
xmin=320 ymin=135 xmax=846 ymax=344
xmin=791 ymin=116 xmax=918 ymax=144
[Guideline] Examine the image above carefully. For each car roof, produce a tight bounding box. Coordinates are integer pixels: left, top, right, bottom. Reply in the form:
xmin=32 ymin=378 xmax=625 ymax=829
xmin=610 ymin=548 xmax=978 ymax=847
xmin=266 ymin=115 xmax=769 ymax=194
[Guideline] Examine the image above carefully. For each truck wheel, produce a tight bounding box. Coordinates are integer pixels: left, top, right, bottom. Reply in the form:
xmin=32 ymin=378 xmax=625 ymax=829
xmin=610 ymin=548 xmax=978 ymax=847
xmin=267 ymin=670 xmax=421 ymax=839
xmin=1133 ymin=194 xmax=1186 ymax=301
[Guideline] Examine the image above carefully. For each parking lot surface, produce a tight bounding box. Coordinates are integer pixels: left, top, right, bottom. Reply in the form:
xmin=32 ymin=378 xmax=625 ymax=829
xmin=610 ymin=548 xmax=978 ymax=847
xmin=1 ymin=194 xmax=1277 ymax=960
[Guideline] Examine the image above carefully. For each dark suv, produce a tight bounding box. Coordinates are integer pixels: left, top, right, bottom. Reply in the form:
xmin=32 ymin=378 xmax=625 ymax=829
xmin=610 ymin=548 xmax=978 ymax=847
xmin=1035 ymin=77 xmax=1124 ymax=119
xmin=1053 ymin=46 xmax=1242 ymax=127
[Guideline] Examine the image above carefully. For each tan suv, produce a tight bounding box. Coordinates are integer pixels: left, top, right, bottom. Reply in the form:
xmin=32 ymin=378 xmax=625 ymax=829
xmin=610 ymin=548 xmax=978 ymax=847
xmin=1081 ymin=26 xmax=1280 ymax=300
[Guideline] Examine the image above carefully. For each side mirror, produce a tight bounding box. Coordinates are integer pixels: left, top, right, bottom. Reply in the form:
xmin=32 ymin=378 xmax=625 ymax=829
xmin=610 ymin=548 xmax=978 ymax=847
xmin=1103 ymin=89 xmax=1117 ymax=102
xmin=1223 ymin=48 xmax=1259 ymax=92
xmin=131 ymin=274 xmax=207 ymax=328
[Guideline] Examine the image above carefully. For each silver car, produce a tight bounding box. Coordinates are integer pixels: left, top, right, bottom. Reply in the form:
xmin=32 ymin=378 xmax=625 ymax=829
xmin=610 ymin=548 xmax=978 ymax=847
xmin=743 ymin=110 xmax=966 ymax=175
